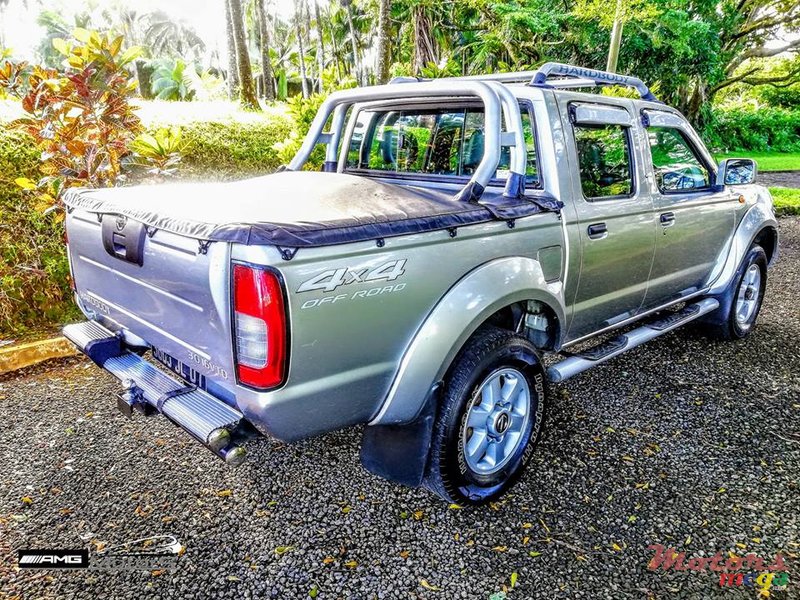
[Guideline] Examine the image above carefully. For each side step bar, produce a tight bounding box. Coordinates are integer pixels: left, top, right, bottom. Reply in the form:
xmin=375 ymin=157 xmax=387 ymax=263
xmin=63 ymin=321 xmax=247 ymax=467
xmin=548 ymin=298 xmax=719 ymax=383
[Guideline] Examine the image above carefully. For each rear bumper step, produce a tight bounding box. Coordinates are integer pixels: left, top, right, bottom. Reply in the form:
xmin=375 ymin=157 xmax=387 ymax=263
xmin=548 ymin=298 xmax=719 ymax=383
xmin=63 ymin=321 xmax=247 ymax=467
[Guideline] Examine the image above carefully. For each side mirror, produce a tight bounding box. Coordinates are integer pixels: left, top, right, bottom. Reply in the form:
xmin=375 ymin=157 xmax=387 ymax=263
xmin=715 ymin=158 xmax=757 ymax=189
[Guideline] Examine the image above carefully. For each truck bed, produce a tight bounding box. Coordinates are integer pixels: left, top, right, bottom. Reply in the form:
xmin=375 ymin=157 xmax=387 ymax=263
xmin=63 ymin=171 xmax=558 ymax=248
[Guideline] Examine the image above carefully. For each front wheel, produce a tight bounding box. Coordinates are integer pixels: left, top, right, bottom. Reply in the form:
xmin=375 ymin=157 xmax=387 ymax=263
xmin=709 ymin=245 xmax=768 ymax=340
xmin=424 ymin=327 xmax=546 ymax=506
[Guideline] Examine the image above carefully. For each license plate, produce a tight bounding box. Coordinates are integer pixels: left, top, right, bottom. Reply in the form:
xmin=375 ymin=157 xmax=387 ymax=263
xmin=152 ymin=347 xmax=207 ymax=390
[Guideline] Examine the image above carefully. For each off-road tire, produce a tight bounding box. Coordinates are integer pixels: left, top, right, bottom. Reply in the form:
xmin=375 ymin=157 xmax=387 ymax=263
xmin=710 ymin=245 xmax=767 ymax=340
xmin=424 ymin=327 xmax=546 ymax=506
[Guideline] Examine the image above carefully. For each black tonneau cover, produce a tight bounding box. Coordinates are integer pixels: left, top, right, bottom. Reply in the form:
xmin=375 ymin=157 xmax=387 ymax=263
xmin=63 ymin=171 xmax=559 ymax=248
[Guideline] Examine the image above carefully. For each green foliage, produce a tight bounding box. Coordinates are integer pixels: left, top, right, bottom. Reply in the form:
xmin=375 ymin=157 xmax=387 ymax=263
xmin=702 ymin=107 xmax=800 ymax=153
xmin=150 ymin=59 xmax=196 ymax=101
xmin=0 ymin=28 xmax=143 ymax=208
xmin=170 ymin=116 xmax=293 ymax=180
xmin=128 ymin=127 xmax=187 ymax=178
xmin=273 ymin=94 xmax=326 ymax=168
xmin=0 ymin=128 xmax=78 ymax=336
xmin=770 ymin=187 xmax=800 ymax=217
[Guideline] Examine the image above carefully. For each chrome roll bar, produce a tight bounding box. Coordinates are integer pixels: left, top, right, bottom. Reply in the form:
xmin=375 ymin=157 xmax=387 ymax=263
xmin=287 ymin=80 xmax=504 ymax=201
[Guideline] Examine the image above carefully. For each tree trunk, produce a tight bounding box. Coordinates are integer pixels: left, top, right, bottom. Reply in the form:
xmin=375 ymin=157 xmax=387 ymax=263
xmin=303 ymin=0 xmax=316 ymax=91
xmin=314 ymin=0 xmax=326 ymax=91
xmin=228 ymin=0 xmax=260 ymax=110
xmin=375 ymin=0 xmax=391 ymax=84
xmin=605 ymin=0 xmax=624 ymax=73
xmin=225 ymin=0 xmax=240 ymax=99
xmin=412 ymin=6 xmax=437 ymax=74
xmin=255 ymin=0 xmax=275 ymax=100
xmin=343 ymin=0 xmax=361 ymax=85
xmin=295 ymin=0 xmax=310 ymax=97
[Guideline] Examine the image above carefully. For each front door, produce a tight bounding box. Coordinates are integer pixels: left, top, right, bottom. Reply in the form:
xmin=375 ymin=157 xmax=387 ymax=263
xmin=560 ymin=98 xmax=656 ymax=340
xmin=640 ymin=121 xmax=736 ymax=309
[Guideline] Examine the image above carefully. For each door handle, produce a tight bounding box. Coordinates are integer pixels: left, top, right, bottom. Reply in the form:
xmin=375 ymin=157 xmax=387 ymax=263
xmin=587 ymin=222 xmax=608 ymax=239
xmin=660 ymin=212 xmax=676 ymax=226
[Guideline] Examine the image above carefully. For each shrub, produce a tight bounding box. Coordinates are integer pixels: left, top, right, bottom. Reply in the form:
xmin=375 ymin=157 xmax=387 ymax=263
xmin=0 ymin=29 xmax=143 ymax=205
xmin=0 ymin=128 xmax=78 ymax=336
xmin=174 ymin=117 xmax=293 ymax=180
xmin=702 ymin=106 xmax=800 ymax=153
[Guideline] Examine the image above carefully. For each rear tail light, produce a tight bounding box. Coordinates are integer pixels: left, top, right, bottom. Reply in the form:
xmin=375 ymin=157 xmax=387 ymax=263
xmin=233 ymin=264 xmax=287 ymax=389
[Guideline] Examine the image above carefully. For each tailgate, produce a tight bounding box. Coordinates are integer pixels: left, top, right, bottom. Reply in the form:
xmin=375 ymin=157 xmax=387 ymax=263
xmin=67 ymin=208 xmax=235 ymax=393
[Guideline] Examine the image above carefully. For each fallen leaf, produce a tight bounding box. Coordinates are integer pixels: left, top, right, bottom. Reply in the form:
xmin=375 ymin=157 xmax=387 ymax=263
xmin=275 ymin=546 xmax=295 ymax=555
xmin=21 ymin=496 xmax=33 ymax=506
xmin=413 ymin=510 xmax=424 ymax=520
xmin=399 ymin=550 xmax=410 ymax=559
xmin=216 ymin=489 xmax=233 ymax=498
xmin=529 ymin=551 xmax=542 ymax=558
xmin=344 ymin=560 xmax=358 ymax=568
xmin=341 ymin=506 xmax=351 ymax=514
xmin=522 ymin=536 xmax=530 ymax=545
xmin=309 ymin=587 xmax=318 ymax=598
xmin=510 ymin=572 xmax=518 ymax=588
xmin=151 ymin=569 xmax=165 ymax=576
xmin=611 ymin=543 xmax=623 ymax=552
xmin=492 ymin=546 xmax=508 ymax=552
xmin=420 ymin=579 xmax=440 ymax=591
xmin=448 ymin=504 xmax=462 ymax=510
xmin=322 ymin=556 xmax=335 ymax=565
xmin=399 ymin=511 xmax=408 ymax=519
xmin=227 ymin=575 xmax=241 ymax=582
xmin=522 ymin=522 xmax=533 ymax=529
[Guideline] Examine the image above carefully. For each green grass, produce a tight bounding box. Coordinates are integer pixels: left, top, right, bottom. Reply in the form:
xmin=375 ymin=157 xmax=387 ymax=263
xmin=716 ymin=152 xmax=800 ymax=172
xmin=769 ymin=187 xmax=800 ymax=216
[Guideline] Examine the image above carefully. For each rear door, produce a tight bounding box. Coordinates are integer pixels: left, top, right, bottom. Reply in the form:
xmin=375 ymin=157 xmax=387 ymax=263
xmin=559 ymin=98 xmax=657 ymax=340
xmin=639 ymin=109 xmax=736 ymax=309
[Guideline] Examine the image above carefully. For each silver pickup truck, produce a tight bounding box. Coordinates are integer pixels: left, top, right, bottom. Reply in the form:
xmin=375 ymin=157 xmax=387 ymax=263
xmin=62 ymin=63 xmax=778 ymax=505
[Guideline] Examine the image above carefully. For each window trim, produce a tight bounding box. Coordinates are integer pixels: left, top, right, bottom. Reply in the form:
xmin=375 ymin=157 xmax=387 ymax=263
xmin=343 ymin=100 xmax=544 ymax=191
xmin=571 ymin=118 xmax=637 ymax=202
xmin=645 ymin=125 xmax=714 ymax=195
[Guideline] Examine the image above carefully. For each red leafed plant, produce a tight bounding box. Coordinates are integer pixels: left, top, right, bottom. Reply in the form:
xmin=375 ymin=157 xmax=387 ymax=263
xmin=0 ymin=28 xmax=143 ymax=213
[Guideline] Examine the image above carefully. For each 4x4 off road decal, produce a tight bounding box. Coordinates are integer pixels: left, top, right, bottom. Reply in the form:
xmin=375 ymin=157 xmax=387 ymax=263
xmin=297 ymin=260 xmax=407 ymax=293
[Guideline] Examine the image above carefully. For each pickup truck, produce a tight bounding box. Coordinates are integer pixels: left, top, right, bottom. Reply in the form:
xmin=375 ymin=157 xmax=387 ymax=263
xmin=62 ymin=63 xmax=778 ymax=505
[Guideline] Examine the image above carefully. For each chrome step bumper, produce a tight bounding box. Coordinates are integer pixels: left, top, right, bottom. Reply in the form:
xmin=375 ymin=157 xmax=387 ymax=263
xmin=63 ymin=320 xmax=246 ymax=466
xmin=548 ymin=298 xmax=719 ymax=383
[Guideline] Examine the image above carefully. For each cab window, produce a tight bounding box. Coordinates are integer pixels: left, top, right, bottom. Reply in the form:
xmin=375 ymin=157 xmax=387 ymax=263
xmin=574 ymin=123 xmax=633 ymax=199
xmin=646 ymin=127 xmax=711 ymax=192
xmin=346 ymin=106 xmax=539 ymax=185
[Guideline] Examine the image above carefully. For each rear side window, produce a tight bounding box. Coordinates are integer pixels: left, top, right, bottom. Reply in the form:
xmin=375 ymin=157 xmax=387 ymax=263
xmin=646 ymin=127 xmax=711 ymax=192
xmin=346 ymin=106 xmax=539 ymax=185
xmin=574 ymin=124 xmax=633 ymax=199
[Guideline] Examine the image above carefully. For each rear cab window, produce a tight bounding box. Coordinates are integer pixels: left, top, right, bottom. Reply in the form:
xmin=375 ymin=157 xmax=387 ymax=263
xmin=573 ymin=123 xmax=634 ymax=200
xmin=345 ymin=103 xmax=540 ymax=187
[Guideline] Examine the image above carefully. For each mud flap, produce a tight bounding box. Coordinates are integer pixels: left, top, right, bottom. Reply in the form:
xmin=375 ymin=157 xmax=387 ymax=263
xmin=359 ymin=386 xmax=439 ymax=488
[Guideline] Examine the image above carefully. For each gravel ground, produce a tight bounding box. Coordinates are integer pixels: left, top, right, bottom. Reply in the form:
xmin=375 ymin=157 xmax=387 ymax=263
xmin=760 ymin=171 xmax=800 ymax=188
xmin=1 ymin=219 xmax=798 ymax=600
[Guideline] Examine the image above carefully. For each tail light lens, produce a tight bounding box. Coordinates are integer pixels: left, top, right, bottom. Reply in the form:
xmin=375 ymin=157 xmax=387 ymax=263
xmin=233 ymin=264 xmax=287 ymax=389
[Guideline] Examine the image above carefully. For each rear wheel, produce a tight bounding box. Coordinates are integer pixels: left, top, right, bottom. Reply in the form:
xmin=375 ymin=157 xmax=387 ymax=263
xmin=711 ymin=245 xmax=767 ymax=340
xmin=424 ymin=327 xmax=546 ymax=505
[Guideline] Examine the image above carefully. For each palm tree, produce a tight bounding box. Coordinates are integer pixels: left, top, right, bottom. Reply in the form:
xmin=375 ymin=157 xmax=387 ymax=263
xmin=227 ymin=0 xmax=260 ymax=109
xmin=255 ymin=0 xmax=275 ymax=100
xmin=375 ymin=0 xmax=392 ymax=83
xmin=340 ymin=0 xmax=362 ymax=85
xmin=225 ymin=0 xmax=240 ymax=98
xmin=144 ymin=10 xmax=206 ymax=62
xmin=294 ymin=0 xmax=310 ymax=97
